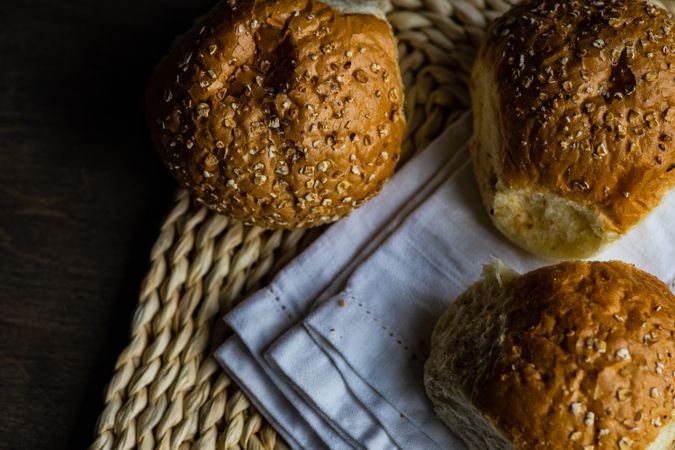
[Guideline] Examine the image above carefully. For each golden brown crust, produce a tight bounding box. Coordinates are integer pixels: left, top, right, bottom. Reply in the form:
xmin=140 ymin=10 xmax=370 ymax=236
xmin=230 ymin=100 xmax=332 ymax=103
xmin=429 ymin=261 xmax=675 ymax=450
xmin=478 ymin=0 xmax=675 ymax=231
xmin=146 ymin=0 xmax=405 ymax=228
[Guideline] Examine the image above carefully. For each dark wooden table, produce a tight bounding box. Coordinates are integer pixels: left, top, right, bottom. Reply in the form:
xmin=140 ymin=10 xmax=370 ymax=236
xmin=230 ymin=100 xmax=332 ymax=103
xmin=0 ymin=1 xmax=216 ymax=448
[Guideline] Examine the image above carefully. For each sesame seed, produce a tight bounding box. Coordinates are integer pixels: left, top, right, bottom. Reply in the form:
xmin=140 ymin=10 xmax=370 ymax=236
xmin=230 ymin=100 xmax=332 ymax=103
xmin=351 ymin=165 xmax=360 ymax=175
xmin=317 ymin=161 xmax=330 ymax=172
xmin=650 ymin=387 xmax=661 ymax=398
xmin=584 ymin=412 xmax=595 ymax=426
xmin=570 ymin=402 xmax=582 ymax=414
xmin=275 ymin=162 xmax=289 ymax=175
xmin=609 ymin=17 xmax=622 ymax=27
xmin=592 ymin=39 xmax=606 ymax=48
xmin=321 ymin=42 xmax=337 ymax=54
xmin=598 ymin=429 xmax=609 ymax=437
xmin=196 ymin=102 xmax=210 ymax=119
xmin=370 ymin=63 xmax=381 ymax=73
xmin=618 ymin=436 xmax=633 ymax=449
xmin=569 ymin=431 xmax=582 ymax=441
xmin=589 ymin=338 xmax=607 ymax=353
xmin=594 ymin=143 xmax=608 ymax=157
xmin=572 ymin=179 xmax=590 ymax=191
xmin=625 ymin=44 xmax=636 ymax=59
xmin=645 ymin=113 xmax=659 ymax=128
xmin=353 ymin=69 xmax=369 ymax=83
xmin=613 ymin=314 xmax=626 ymax=322
xmin=336 ymin=181 xmax=350 ymax=193
xmin=208 ymin=44 xmax=217 ymax=55
xmin=616 ymin=387 xmax=631 ymax=400
xmin=653 ymin=417 xmax=662 ymax=427
xmin=616 ymin=348 xmax=631 ymax=360
xmin=643 ymin=72 xmax=657 ymax=82
xmin=250 ymin=19 xmax=258 ymax=28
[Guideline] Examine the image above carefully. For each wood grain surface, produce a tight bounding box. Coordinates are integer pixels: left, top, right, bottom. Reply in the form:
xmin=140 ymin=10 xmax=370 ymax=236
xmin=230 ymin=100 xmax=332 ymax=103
xmin=0 ymin=1 xmax=214 ymax=448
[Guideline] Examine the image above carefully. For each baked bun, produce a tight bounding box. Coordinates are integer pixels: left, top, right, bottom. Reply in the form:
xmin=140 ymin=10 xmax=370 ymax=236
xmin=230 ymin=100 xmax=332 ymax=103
xmin=471 ymin=0 xmax=675 ymax=259
xmin=425 ymin=259 xmax=675 ymax=450
xmin=146 ymin=0 xmax=405 ymax=228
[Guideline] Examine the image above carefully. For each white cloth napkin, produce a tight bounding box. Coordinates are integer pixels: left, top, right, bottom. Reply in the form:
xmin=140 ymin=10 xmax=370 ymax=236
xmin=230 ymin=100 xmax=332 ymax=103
xmin=216 ymin=113 xmax=675 ymax=449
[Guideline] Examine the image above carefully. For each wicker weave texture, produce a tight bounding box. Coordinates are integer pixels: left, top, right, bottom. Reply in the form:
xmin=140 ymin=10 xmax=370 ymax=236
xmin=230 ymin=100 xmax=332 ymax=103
xmin=90 ymin=1 xmax=675 ymax=449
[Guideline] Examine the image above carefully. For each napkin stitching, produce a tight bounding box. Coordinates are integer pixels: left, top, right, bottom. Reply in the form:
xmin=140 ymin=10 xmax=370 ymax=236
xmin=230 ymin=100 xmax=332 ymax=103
xmin=342 ymin=293 xmax=425 ymax=365
xmin=269 ymin=285 xmax=294 ymax=321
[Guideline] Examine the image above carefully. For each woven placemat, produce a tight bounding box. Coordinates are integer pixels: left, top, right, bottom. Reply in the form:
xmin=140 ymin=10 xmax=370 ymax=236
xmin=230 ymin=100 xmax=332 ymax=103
xmin=90 ymin=0 xmax=675 ymax=449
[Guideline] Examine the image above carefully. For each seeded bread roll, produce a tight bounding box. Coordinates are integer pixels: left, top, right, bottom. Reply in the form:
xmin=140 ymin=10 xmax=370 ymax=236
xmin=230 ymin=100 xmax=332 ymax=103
xmin=146 ymin=0 xmax=405 ymax=228
xmin=471 ymin=0 xmax=675 ymax=259
xmin=425 ymin=259 xmax=675 ymax=450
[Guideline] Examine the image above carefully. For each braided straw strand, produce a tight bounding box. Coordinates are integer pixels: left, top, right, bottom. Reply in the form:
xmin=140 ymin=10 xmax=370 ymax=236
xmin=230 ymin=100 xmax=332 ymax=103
xmin=91 ymin=0 xmax=675 ymax=449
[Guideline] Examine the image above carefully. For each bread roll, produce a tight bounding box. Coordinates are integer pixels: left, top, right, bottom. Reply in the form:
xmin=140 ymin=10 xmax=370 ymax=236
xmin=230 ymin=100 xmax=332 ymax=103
xmin=146 ymin=0 xmax=405 ymax=228
xmin=471 ymin=0 xmax=675 ymax=259
xmin=425 ymin=259 xmax=675 ymax=450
